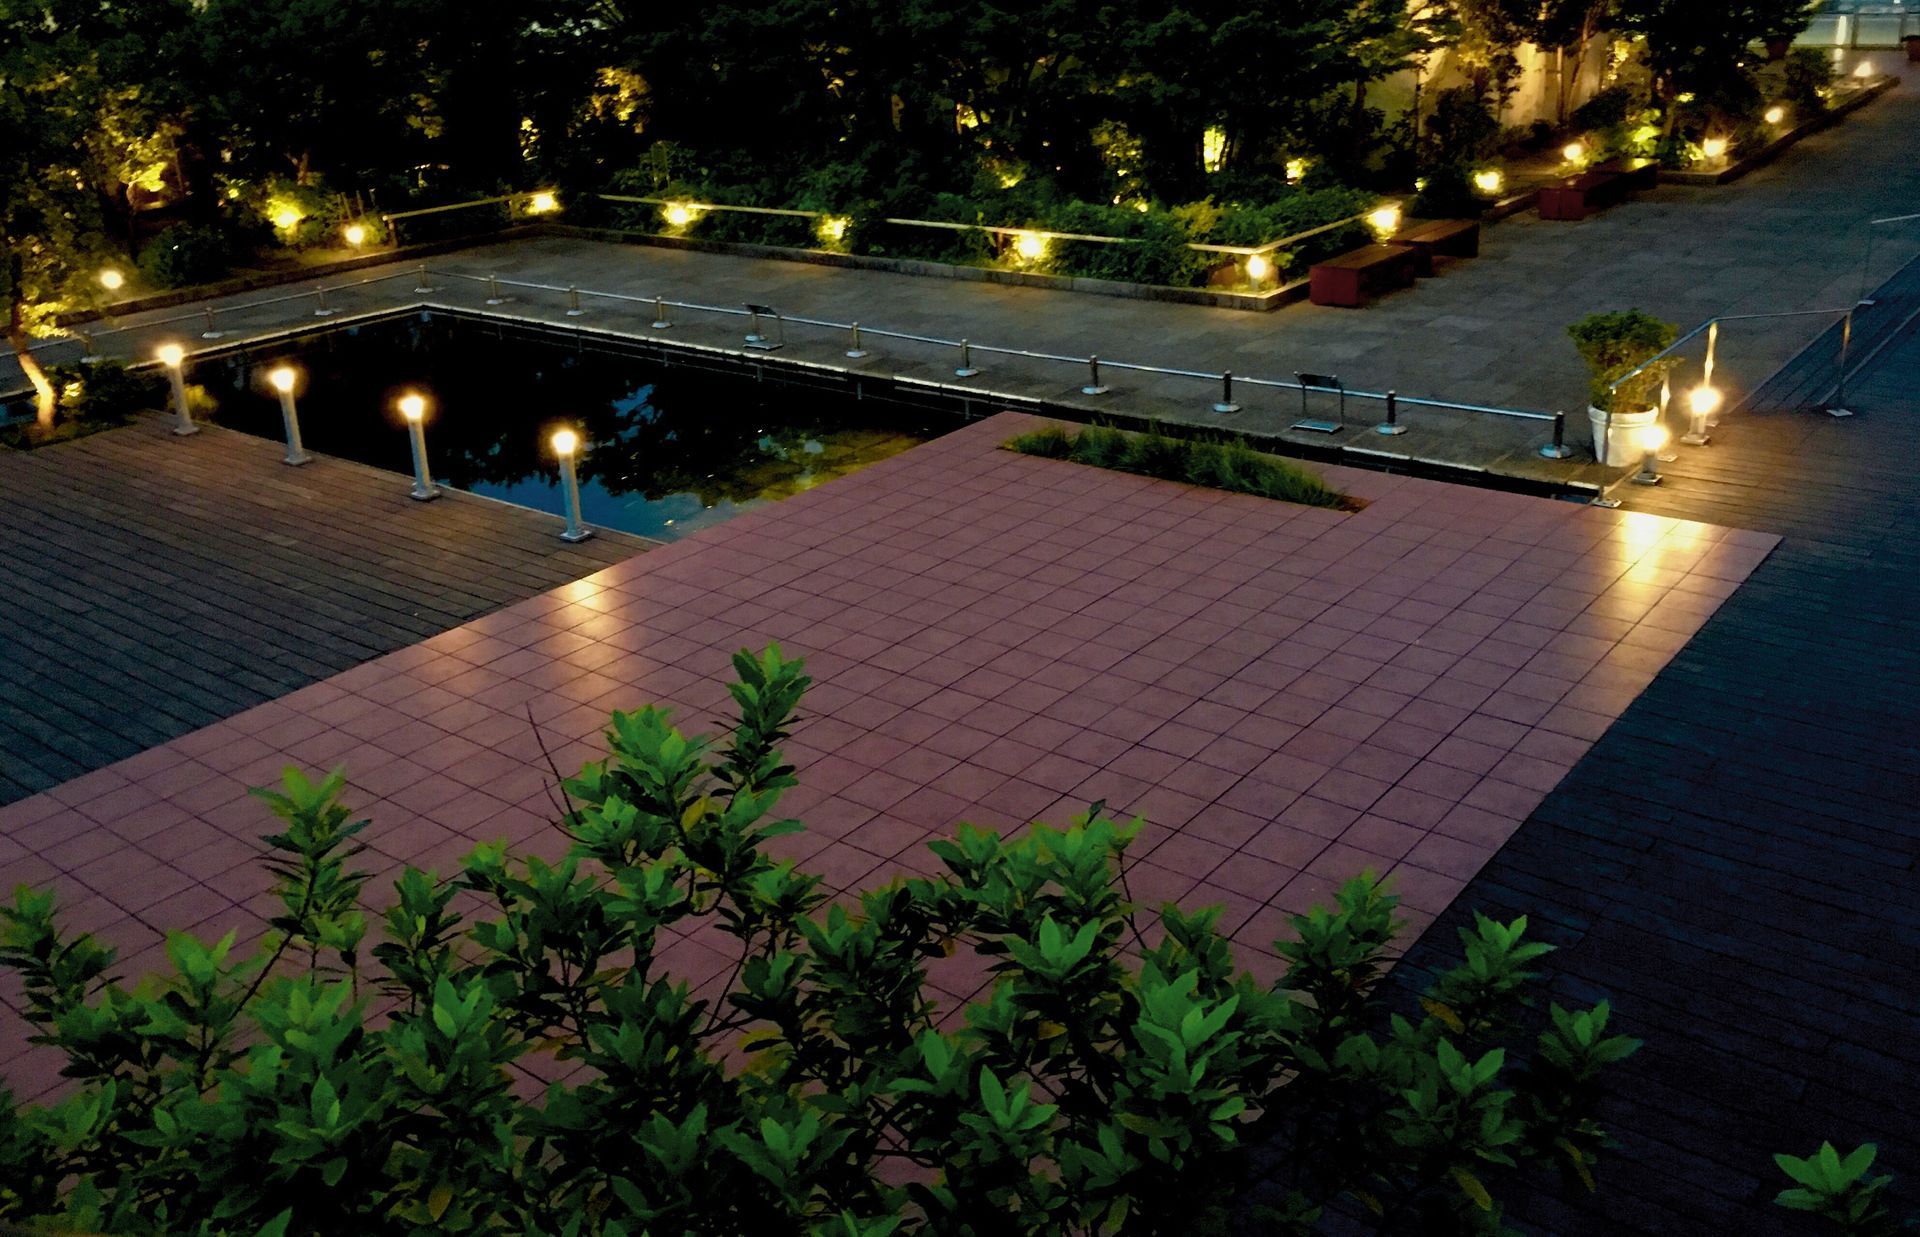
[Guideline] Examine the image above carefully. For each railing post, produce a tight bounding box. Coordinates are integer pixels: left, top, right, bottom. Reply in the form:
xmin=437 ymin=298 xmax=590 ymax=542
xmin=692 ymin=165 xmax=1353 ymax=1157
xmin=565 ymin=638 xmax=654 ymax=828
xmin=413 ymin=264 xmax=435 ymax=293
xmin=485 ymin=276 xmax=508 ymax=305
xmin=312 ymin=288 xmax=335 ymax=318
xmin=651 ymin=296 xmax=671 ymax=330
xmin=955 ymin=339 xmax=979 ymax=378
xmin=1081 ymin=355 xmax=1109 ymax=396
xmin=566 ymin=286 xmax=585 ymax=317
xmin=1213 ymin=371 xmax=1240 ymax=414
xmin=1829 ymin=306 xmax=1856 ymax=416
xmin=200 ymin=306 xmax=224 ymax=340
xmin=1539 ymin=410 xmax=1574 ymax=459
xmin=1373 ymin=389 xmax=1406 ymax=436
xmin=846 ymin=323 xmax=868 ymax=359
xmin=745 ymin=307 xmax=765 ymax=345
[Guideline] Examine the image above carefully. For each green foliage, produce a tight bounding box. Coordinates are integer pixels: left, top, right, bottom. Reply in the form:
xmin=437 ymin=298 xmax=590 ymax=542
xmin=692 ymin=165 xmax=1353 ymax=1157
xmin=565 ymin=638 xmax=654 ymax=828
xmin=137 ymin=225 xmax=233 ymax=288
xmin=1009 ymin=421 xmax=1349 ymax=511
xmin=1775 ymin=1143 xmax=1911 ymax=1235
xmin=1566 ymin=309 xmax=1679 ymax=411
xmin=1410 ymin=166 xmax=1487 ymax=220
xmin=0 ymin=648 xmax=1639 ymax=1235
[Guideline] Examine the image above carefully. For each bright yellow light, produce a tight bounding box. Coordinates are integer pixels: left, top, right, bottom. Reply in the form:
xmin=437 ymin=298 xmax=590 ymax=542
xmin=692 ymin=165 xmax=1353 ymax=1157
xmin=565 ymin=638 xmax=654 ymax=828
xmin=156 ymin=343 xmax=184 ymax=368
xmin=1246 ymin=254 xmax=1272 ymax=282
xmin=1285 ymin=158 xmax=1307 ymax=184
xmin=663 ymin=203 xmax=693 ymax=228
xmin=1764 ymin=105 xmax=1786 ymax=125
xmin=1688 ymin=386 xmax=1722 ymax=416
xmin=267 ymin=366 xmax=297 ymax=394
xmin=1133 ymin=200 xmax=1149 ymax=213
xmin=1013 ymin=231 xmax=1047 ymax=261
xmin=1472 ymin=168 xmax=1504 ymax=195
xmin=343 ymin=224 xmax=367 ymax=246
xmin=272 ymin=207 xmax=302 ymax=230
xmin=817 ymin=215 xmax=850 ymax=244
xmin=1640 ymin=424 xmax=1669 ymax=452
xmin=527 ymin=191 xmax=559 ymax=214
xmin=1562 ymin=141 xmax=1586 ymax=163
xmin=1201 ymin=125 xmax=1227 ymax=174
xmin=551 ymin=428 xmax=579 ymax=456
xmin=1701 ymin=136 xmax=1729 ymax=160
xmin=996 ymin=171 xmax=1022 ymax=189
xmin=1854 ymin=61 xmax=1875 ymax=79
xmin=1367 ymin=205 xmax=1401 ymax=238
xmin=398 ymin=392 xmax=427 ymax=422
xmin=98 ymin=268 xmax=125 ymax=291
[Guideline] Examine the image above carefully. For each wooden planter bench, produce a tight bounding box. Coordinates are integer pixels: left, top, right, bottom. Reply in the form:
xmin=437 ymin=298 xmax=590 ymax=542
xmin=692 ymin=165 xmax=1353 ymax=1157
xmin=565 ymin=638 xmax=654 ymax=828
xmin=1539 ymin=158 xmax=1657 ymax=221
xmin=1308 ymin=243 xmax=1419 ymax=307
xmin=1390 ymin=218 xmax=1481 ymax=275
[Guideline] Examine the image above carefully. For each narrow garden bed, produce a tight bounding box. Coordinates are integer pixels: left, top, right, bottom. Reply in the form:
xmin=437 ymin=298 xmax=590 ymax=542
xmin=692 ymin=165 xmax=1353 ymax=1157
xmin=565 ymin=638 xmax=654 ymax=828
xmin=1005 ymin=422 xmax=1359 ymax=512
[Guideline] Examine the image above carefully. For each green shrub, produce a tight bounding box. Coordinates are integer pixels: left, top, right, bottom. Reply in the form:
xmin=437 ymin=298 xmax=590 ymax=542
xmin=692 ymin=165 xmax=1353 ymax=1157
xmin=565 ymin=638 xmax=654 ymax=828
xmin=1567 ymin=309 xmax=1679 ymax=411
xmin=136 ymin=224 xmax=232 ymax=288
xmin=1013 ymin=422 xmax=1348 ymax=510
xmin=1775 ymin=1142 xmax=1908 ymax=1234
xmin=0 ymin=648 xmax=1639 ymax=1235
xmin=1410 ymin=165 xmax=1486 ymax=220
xmin=48 ymin=360 xmax=164 ymax=424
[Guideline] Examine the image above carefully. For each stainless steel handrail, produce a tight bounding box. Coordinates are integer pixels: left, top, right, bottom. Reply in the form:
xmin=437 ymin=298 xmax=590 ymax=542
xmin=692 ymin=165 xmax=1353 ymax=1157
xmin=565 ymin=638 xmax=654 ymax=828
xmin=14 ymin=262 xmax=1566 ymax=444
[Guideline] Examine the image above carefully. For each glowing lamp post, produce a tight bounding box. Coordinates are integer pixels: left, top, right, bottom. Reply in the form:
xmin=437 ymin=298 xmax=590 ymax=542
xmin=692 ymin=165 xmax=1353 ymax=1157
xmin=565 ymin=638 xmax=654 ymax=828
xmin=398 ymin=392 xmax=439 ymax=501
xmin=550 ymin=428 xmax=593 ymax=542
xmin=1765 ymin=105 xmax=1787 ymax=126
xmin=1630 ymin=424 xmax=1668 ymax=486
xmin=1701 ymin=136 xmax=1729 ymax=164
xmin=267 ymin=366 xmax=311 ymax=466
xmin=1367 ymin=205 xmax=1401 ymax=240
xmin=99 ymin=268 xmax=125 ymax=292
xmin=1472 ymin=168 xmax=1504 ymax=196
xmin=343 ymin=223 xmax=367 ymax=246
xmin=1682 ymin=385 xmax=1720 ymax=446
xmin=1245 ymin=253 xmax=1272 ymax=288
xmin=1562 ymin=140 xmax=1586 ymax=166
xmin=157 ymin=343 xmax=197 ymax=436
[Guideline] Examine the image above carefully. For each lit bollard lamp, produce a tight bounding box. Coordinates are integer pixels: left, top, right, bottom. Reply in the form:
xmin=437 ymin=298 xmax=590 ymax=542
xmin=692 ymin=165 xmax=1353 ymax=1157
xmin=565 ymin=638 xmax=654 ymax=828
xmin=550 ymin=428 xmax=594 ymax=542
xmin=157 ymin=343 xmax=198 ymax=436
xmin=266 ymin=366 xmax=312 ymax=466
xmin=1630 ymin=424 xmax=1668 ymax=486
xmin=1682 ymin=384 xmax=1720 ymax=446
xmin=397 ymin=392 xmax=440 ymax=501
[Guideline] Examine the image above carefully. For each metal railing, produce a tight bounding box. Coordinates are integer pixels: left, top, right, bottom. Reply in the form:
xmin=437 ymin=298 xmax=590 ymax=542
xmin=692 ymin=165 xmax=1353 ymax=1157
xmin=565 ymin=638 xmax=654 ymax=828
xmin=10 ymin=261 xmax=1576 ymax=461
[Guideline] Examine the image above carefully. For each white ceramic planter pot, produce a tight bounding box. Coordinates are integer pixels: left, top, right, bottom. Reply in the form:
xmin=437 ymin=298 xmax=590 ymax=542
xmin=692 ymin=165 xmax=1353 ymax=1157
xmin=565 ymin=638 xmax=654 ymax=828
xmin=1588 ymin=404 xmax=1658 ymax=467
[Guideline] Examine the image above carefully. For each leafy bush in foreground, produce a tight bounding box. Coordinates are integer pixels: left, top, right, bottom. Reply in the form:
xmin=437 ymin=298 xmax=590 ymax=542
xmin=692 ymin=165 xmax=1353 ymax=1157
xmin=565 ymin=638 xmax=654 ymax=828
xmin=1008 ymin=422 xmax=1352 ymax=511
xmin=1 ymin=648 xmax=1636 ymax=1235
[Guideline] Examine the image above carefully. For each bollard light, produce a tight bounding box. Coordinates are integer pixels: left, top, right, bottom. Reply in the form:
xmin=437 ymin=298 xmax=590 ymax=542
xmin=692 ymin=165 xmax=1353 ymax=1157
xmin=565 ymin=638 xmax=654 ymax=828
xmin=157 ymin=343 xmax=198 ymax=436
xmin=1367 ymin=205 xmax=1401 ymax=239
xmin=817 ymin=215 xmax=850 ymax=245
xmin=1701 ymin=136 xmax=1729 ymax=161
xmin=99 ymin=268 xmax=125 ymax=291
xmin=1854 ymin=61 xmax=1875 ymax=79
xmin=528 ymin=191 xmax=559 ymax=214
xmin=551 ymin=428 xmax=593 ymax=542
xmin=1631 ymin=424 xmax=1668 ymax=485
xmin=1562 ymin=140 xmax=1585 ymax=164
xmin=663 ymin=203 xmax=694 ymax=228
xmin=343 ymin=223 xmax=367 ymax=246
xmin=1246 ymin=254 xmax=1272 ymax=284
xmin=1682 ymin=385 xmax=1720 ymax=446
xmin=1013 ymin=231 xmax=1047 ymax=261
xmin=1765 ymin=104 xmax=1787 ymax=125
xmin=1472 ymin=168 xmax=1504 ymax=195
xmin=267 ymin=365 xmax=311 ymax=466
xmin=272 ymin=207 xmax=302 ymax=231
xmin=398 ymin=392 xmax=439 ymax=501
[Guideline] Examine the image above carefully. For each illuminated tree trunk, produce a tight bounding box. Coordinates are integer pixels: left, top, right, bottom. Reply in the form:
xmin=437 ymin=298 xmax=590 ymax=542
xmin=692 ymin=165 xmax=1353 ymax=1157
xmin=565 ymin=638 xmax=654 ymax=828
xmin=7 ymin=294 xmax=55 ymax=430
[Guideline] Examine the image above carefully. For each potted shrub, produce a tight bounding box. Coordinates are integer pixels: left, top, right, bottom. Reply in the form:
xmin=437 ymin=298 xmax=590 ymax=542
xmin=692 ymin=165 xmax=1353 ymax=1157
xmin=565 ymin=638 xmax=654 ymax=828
xmin=1568 ymin=309 xmax=1678 ymax=466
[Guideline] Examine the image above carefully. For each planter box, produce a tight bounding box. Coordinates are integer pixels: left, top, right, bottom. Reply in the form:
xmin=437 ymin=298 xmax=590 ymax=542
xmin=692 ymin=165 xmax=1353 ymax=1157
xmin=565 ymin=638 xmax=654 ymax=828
xmin=1658 ymin=75 xmax=1898 ymax=187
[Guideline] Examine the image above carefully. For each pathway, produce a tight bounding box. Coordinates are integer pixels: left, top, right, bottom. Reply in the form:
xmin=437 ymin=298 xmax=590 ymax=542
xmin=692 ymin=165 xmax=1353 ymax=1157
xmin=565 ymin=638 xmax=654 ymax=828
xmin=0 ymin=418 xmax=651 ymax=804
xmin=0 ymin=413 xmax=1771 ymax=1104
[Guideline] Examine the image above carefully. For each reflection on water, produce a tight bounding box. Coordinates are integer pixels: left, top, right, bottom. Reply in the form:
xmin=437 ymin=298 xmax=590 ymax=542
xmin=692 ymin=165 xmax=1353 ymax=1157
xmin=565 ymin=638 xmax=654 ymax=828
xmin=200 ymin=315 xmax=947 ymax=540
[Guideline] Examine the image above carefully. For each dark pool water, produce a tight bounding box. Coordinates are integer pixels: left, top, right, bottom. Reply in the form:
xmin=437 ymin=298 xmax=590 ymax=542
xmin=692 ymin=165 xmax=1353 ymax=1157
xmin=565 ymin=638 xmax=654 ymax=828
xmin=195 ymin=314 xmax=950 ymax=540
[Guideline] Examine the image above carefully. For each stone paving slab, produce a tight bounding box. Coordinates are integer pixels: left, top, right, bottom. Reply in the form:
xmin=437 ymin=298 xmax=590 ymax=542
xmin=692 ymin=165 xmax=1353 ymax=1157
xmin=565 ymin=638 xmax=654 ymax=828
xmin=0 ymin=417 xmax=651 ymax=805
xmin=0 ymin=412 xmax=1774 ymax=1102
